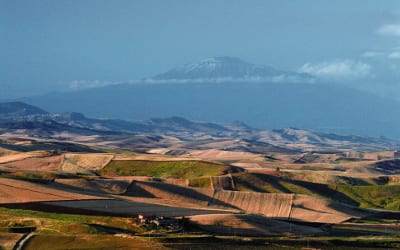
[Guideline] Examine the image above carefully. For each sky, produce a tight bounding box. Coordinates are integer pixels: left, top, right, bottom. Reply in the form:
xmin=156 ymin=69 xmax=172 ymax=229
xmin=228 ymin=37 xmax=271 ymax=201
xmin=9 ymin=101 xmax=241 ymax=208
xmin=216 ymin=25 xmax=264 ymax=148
xmin=1 ymin=0 xmax=400 ymax=99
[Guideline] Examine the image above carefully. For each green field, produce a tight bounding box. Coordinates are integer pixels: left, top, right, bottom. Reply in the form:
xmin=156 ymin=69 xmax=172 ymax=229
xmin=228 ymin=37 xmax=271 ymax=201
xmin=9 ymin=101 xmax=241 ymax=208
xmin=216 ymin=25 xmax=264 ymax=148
xmin=188 ymin=177 xmax=212 ymax=188
xmin=23 ymin=235 xmax=159 ymax=250
xmin=99 ymin=160 xmax=238 ymax=179
xmin=231 ymin=173 xmax=392 ymax=207
xmin=337 ymin=184 xmax=400 ymax=211
xmin=0 ymin=207 xmax=165 ymax=250
xmin=0 ymin=207 xmax=144 ymax=235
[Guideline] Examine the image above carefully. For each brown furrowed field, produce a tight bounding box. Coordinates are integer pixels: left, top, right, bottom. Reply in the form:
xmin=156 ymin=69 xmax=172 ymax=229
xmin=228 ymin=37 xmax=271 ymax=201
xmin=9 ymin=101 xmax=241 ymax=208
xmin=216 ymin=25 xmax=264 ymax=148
xmin=0 ymin=151 xmax=50 ymax=165
xmin=60 ymin=153 xmax=114 ymax=173
xmin=0 ymin=155 xmax=62 ymax=172
xmin=187 ymin=149 xmax=264 ymax=162
xmin=0 ymin=178 xmax=103 ymax=203
xmin=188 ymin=213 xmax=323 ymax=236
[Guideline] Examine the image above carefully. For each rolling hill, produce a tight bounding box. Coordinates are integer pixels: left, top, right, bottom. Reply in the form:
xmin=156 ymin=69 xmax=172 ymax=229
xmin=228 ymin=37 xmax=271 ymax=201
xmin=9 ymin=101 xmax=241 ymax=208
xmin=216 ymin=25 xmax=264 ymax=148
xmin=0 ymin=101 xmax=398 ymax=152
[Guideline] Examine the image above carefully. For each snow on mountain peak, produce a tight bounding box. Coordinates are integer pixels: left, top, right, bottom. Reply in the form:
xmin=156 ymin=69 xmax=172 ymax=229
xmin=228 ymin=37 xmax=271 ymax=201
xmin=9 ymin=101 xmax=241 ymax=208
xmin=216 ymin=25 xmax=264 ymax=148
xmin=151 ymin=56 xmax=314 ymax=83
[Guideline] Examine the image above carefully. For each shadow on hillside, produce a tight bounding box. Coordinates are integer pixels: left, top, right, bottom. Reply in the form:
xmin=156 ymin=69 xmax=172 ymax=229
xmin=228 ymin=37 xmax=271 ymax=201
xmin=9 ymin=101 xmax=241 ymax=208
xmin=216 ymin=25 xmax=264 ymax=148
xmin=233 ymin=173 xmax=293 ymax=193
xmin=287 ymin=179 xmax=360 ymax=207
xmin=0 ymin=140 xmax=101 ymax=153
xmin=132 ymin=180 xmax=239 ymax=210
xmin=241 ymin=173 xmax=361 ymax=207
xmin=124 ymin=181 xmax=156 ymax=198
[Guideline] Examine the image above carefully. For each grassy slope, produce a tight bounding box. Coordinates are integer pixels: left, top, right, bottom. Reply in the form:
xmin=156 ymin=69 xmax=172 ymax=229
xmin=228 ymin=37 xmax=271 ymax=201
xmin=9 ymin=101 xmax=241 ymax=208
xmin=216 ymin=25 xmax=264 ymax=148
xmin=232 ymin=172 xmax=400 ymax=211
xmin=99 ymin=160 xmax=237 ymax=179
xmin=0 ymin=207 xmax=165 ymax=250
xmin=24 ymin=235 xmax=160 ymax=250
xmin=188 ymin=177 xmax=212 ymax=188
xmin=233 ymin=173 xmax=345 ymax=198
xmin=0 ymin=207 xmax=143 ymax=235
xmin=337 ymin=184 xmax=400 ymax=211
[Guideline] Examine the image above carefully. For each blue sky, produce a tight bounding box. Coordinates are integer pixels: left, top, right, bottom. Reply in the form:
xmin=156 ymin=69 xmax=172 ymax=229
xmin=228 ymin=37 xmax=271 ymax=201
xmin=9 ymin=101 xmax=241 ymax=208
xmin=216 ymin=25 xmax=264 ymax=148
xmin=1 ymin=0 xmax=400 ymax=98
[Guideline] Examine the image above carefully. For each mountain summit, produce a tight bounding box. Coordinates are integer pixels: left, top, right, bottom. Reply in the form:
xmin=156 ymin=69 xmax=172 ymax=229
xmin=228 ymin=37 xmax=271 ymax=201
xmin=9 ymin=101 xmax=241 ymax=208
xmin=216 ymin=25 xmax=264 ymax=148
xmin=152 ymin=56 xmax=314 ymax=82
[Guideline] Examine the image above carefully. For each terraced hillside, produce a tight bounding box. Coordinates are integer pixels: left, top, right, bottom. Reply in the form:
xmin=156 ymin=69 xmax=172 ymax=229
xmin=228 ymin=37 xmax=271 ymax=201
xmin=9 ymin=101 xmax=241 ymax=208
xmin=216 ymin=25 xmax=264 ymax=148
xmin=60 ymin=153 xmax=114 ymax=173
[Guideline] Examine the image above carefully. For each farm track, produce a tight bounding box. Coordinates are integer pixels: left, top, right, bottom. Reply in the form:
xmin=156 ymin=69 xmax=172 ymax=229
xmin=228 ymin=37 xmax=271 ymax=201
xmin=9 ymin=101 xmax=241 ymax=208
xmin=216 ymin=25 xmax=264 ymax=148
xmin=13 ymin=232 xmax=35 ymax=250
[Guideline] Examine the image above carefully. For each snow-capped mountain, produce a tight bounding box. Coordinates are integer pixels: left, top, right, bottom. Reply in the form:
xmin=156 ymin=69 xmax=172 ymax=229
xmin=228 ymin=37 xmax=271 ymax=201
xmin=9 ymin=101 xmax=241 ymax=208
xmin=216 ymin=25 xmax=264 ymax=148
xmin=151 ymin=56 xmax=314 ymax=83
xmin=20 ymin=56 xmax=400 ymax=139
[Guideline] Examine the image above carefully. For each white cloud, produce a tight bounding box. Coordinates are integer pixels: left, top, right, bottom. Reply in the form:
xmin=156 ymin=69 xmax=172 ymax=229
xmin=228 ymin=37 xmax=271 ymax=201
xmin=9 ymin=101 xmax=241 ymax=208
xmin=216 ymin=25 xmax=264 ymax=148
xmin=143 ymin=75 xmax=315 ymax=84
xmin=361 ymin=47 xmax=400 ymax=60
xmin=69 ymin=80 xmax=124 ymax=90
xmin=377 ymin=24 xmax=400 ymax=36
xmin=361 ymin=51 xmax=384 ymax=58
xmin=66 ymin=75 xmax=316 ymax=90
xmin=388 ymin=51 xmax=400 ymax=59
xmin=298 ymin=60 xmax=371 ymax=79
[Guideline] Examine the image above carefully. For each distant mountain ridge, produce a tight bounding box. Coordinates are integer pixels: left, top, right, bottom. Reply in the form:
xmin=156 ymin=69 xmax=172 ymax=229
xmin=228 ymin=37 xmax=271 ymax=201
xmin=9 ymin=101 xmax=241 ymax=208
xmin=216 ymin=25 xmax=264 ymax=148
xmin=0 ymin=102 xmax=229 ymax=135
xmin=0 ymin=102 xmax=48 ymax=120
xmin=0 ymin=102 xmax=398 ymax=152
xmin=152 ymin=56 xmax=314 ymax=82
